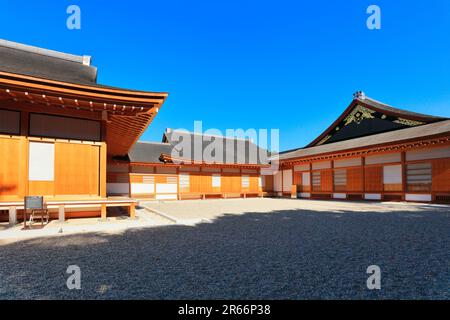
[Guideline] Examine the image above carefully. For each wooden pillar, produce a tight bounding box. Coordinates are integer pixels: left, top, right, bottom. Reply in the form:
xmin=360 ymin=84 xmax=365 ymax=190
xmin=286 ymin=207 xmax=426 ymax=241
xmin=58 ymin=205 xmax=65 ymax=223
xmin=401 ymin=151 xmax=406 ymax=200
xmin=331 ymin=160 xmax=335 ymax=194
xmin=129 ymin=203 xmax=136 ymax=219
xmin=291 ymin=184 xmax=297 ymax=199
xmin=19 ymin=137 xmax=29 ymax=199
xmin=176 ymin=167 xmax=180 ymax=200
xmin=9 ymin=206 xmax=17 ymax=226
xmin=99 ymin=143 xmax=107 ymax=198
xmin=101 ymin=204 xmax=107 ymax=220
xmin=362 ymin=157 xmax=366 ymax=196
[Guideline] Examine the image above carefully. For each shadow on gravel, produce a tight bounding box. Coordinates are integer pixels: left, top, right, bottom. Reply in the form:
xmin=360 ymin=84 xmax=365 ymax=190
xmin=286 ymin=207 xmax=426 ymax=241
xmin=0 ymin=206 xmax=449 ymax=300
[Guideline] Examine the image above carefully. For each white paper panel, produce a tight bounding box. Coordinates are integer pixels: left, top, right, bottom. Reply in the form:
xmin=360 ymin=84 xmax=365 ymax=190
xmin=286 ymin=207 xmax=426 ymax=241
xmin=282 ymin=170 xmax=292 ymax=192
xmin=383 ymin=165 xmax=402 ymax=184
xmin=334 ymin=157 xmax=362 ymax=168
xmin=131 ymin=183 xmax=155 ymax=194
xmin=302 ymin=172 xmax=311 ymax=186
xmin=406 ymin=146 xmax=450 ymax=161
xmin=179 ymin=174 xmax=190 ymax=188
xmin=156 ymin=183 xmax=177 ymax=193
xmin=29 ymin=142 xmax=54 ymax=181
xmin=365 ymin=153 xmax=401 ymax=165
xmin=212 ymin=174 xmax=221 ymax=187
xmin=107 ymin=183 xmax=129 ymax=194
xmin=365 ymin=193 xmax=382 ymax=200
xmin=333 ymin=193 xmax=346 ymax=199
xmin=258 ymin=176 xmax=263 ymax=187
xmin=242 ymin=175 xmax=250 ymax=188
xmin=405 ymin=194 xmax=432 ymax=202
xmin=312 ymin=161 xmax=331 ymax=170
xmin=273 ymin=171 xmax=282 ymax=192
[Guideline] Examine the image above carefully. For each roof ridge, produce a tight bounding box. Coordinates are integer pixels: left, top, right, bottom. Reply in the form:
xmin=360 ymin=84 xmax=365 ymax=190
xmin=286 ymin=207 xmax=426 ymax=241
xmin=166 ymin=128 xmax=252 ymax=142
xmin=359 ymin=95 xmax=447 ymax=120
xmin=0 ymin=39 xmax=91 ymax=66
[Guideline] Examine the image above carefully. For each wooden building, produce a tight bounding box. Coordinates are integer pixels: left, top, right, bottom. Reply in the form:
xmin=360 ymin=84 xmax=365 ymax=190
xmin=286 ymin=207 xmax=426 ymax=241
xmin=265 ymin=92 xmax=450 ymax=203
xmin=0 ymin=40 xmax=167 ymax=223
xmin=107 ymin=129 xmax=269 ymax=200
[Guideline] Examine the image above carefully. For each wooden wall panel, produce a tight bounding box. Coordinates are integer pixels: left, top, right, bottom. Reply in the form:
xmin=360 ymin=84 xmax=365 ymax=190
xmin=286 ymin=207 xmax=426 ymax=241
xmin=432 ymin=159 xmax=450 ymax=192
xmin=365 ymin=166 xmax=383 ymax=192
xmin=347 ymin=167 xmax=363 ymax=192
xmin=320 ymin=170 xmax=333 ymax=192
xmin=248 ymin=175 xmax=259 ymax=193
xmin=263 ymin=175 xmax=274 ymax=192
xmin=54 ymin=143 xmax=100 ymax=196
xmin=384 ymin=184 xmax=402 ymax=192
xmin=293 ymin=172 xmax=302 ymax=186
xmin=221 ymin=174 xmax=241 ymax=193
xmin=189 ymin=173 xmax=202 ymax=193
xmin=28 ymin=181 xmax=54 ymax=196
xmin=0 ymin=137 xmax=21 ymax=197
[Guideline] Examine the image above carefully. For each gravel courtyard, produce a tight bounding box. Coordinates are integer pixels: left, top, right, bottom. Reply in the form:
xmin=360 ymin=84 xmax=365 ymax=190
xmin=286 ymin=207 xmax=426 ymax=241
xmin=0 ymin=198 xmax=449 ymax=299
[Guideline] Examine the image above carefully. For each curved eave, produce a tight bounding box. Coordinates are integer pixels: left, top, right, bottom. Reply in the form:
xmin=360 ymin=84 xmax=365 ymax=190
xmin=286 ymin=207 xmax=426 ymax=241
xmin=0 ymin=71 xmax=168 ymax=105
xmin=0 ymin=71 xmax=169 ymax=156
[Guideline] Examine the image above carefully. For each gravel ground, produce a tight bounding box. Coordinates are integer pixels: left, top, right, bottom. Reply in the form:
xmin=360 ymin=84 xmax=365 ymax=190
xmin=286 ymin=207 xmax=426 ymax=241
xmin=0 ymin=199 xmax=449 ymax=299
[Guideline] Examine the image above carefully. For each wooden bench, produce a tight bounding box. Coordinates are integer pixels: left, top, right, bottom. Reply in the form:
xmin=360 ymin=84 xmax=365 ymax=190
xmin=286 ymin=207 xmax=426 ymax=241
xmin=0 ymin=198 xmax=138 ymax=226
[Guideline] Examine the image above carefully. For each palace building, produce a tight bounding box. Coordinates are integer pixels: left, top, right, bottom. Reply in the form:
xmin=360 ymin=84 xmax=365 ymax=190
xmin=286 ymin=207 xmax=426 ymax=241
xmin=264 ymin=92 xmax=450 ymax=203
xmin=1 ymin=40 xmax=449 ymax=225
xmin=0 ymin=40 xmax=167 ymax=223
xmin=108 ymin=129 xmax=269 ymax=200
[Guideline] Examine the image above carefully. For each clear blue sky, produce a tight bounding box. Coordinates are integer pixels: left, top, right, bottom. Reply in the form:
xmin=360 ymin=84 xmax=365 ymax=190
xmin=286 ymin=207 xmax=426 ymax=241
xmin=1 ymin=0 xmax=449 ymax=151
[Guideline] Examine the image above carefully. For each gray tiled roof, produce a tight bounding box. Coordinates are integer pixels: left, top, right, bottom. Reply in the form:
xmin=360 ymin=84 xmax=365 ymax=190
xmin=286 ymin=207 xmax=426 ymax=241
xmin=128 ymin=130 xmax=270 ymax=165
xmin=163 ymin=130 xmax=269 ymax=165
xmin=128 ymin=142 xmax=172 ymax=163
xmin=0 ymin=40 xmax=97 ymax=85
xmin=277 ymin=119 xmax=450 ymax=160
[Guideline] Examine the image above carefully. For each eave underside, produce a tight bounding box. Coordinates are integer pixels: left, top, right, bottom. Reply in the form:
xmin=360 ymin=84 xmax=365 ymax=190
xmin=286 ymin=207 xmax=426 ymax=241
xmin=0 ymin=72 xmax=168 ymax=155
